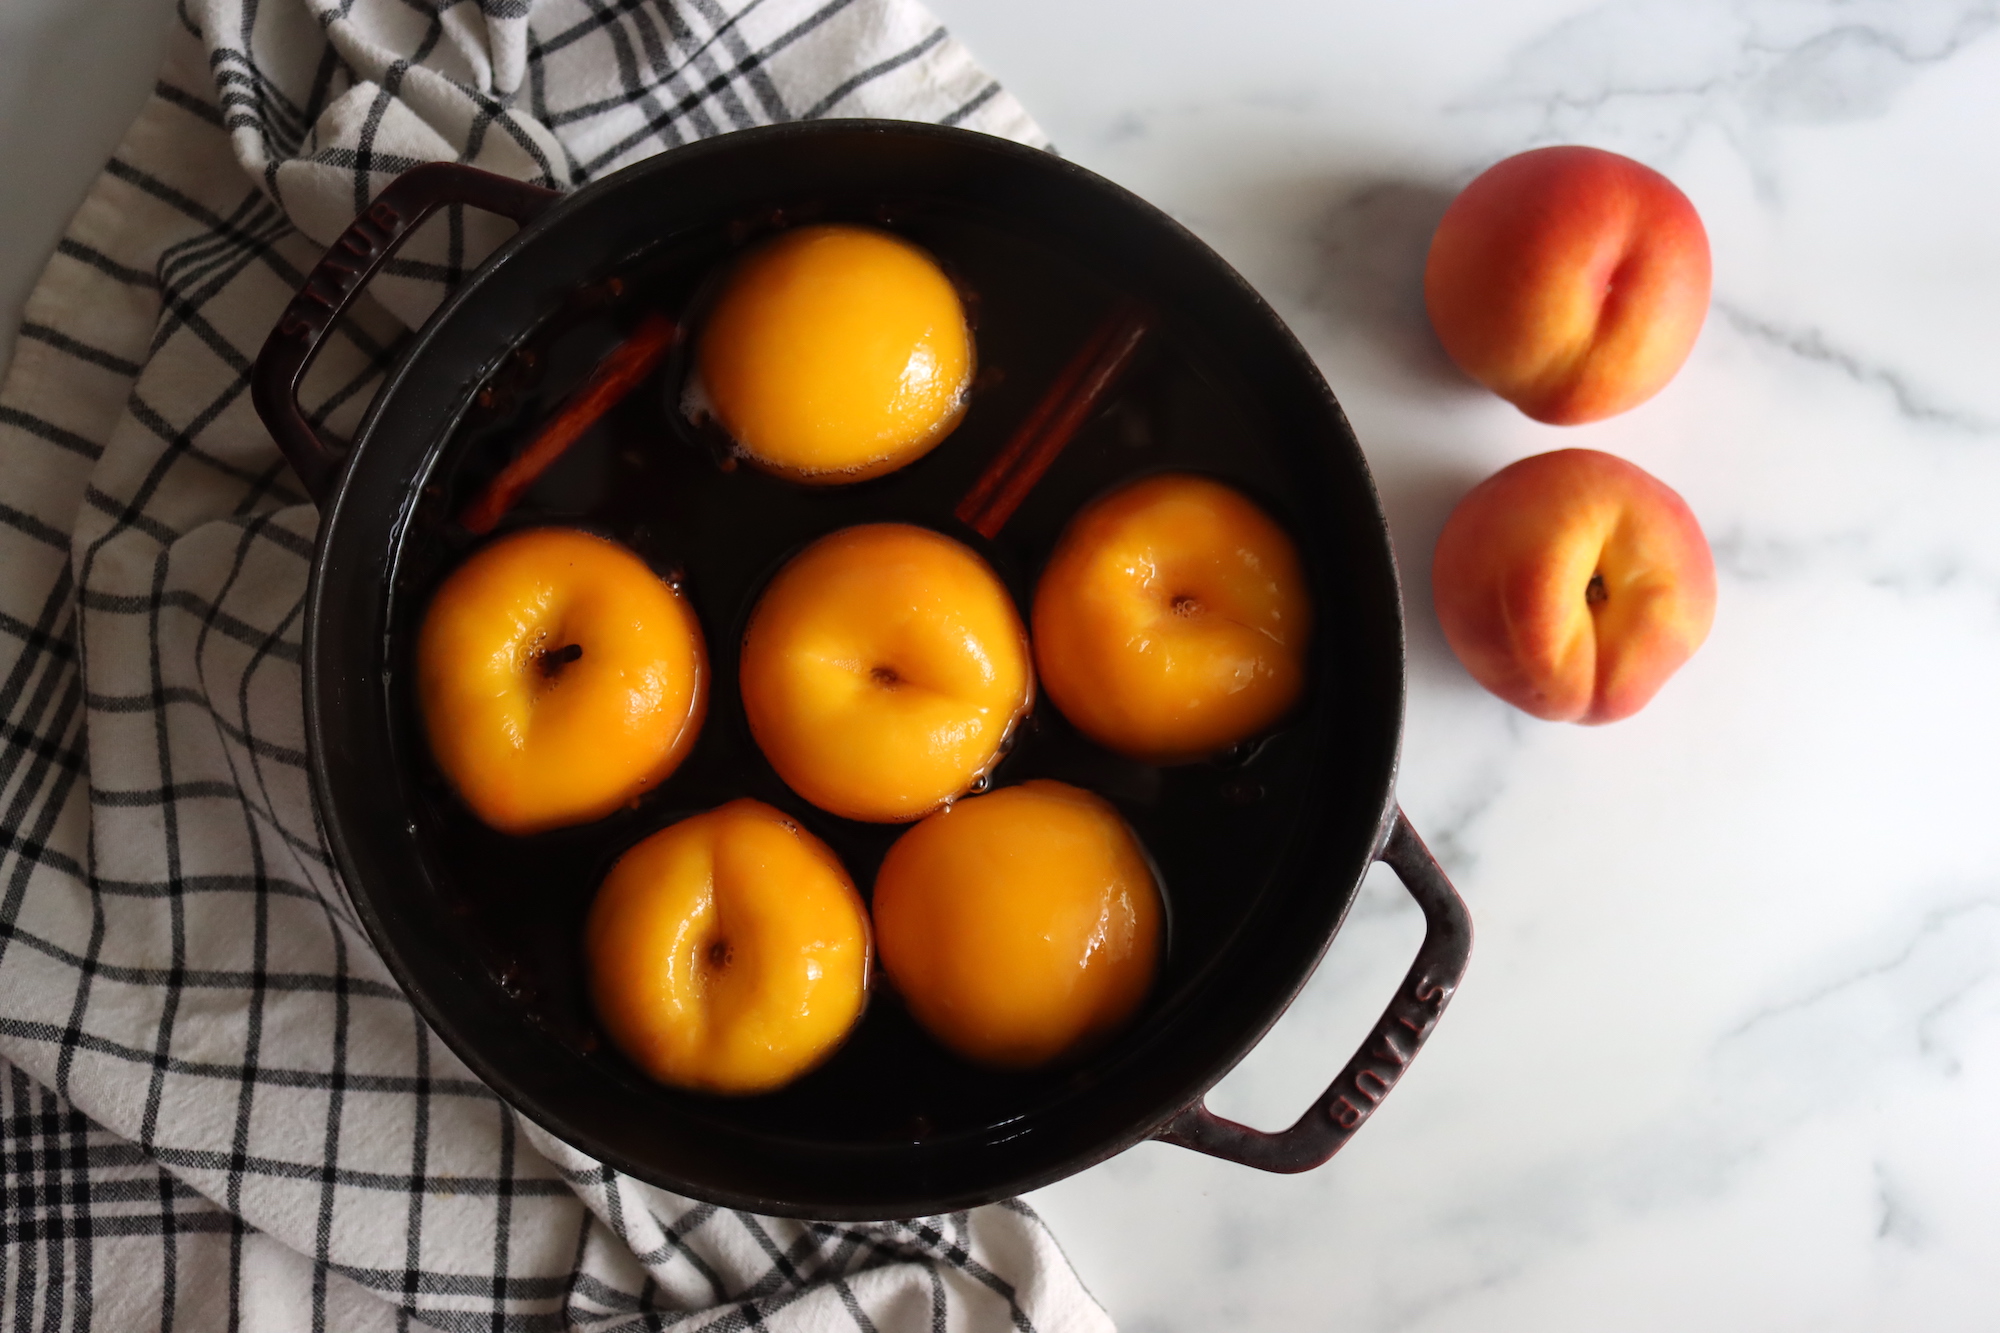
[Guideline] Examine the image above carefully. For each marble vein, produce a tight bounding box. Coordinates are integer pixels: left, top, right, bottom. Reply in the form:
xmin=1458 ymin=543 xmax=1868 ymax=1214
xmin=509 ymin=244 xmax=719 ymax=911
xmin=1414 ymin=722 xmax=1527 ymax=878
xmin=1460 ymin=0 xmax=2000 ymax=192
xmin=1707 ymin=524 xmax=2000 ymax=620
xmin=1874 ymin=1161 xmax=1925 ymax=1246
xmin=1719 ymin=898 xmax=2000 ymax=1048
xmin=1715 ymin=300 xmax=1998 ymax=435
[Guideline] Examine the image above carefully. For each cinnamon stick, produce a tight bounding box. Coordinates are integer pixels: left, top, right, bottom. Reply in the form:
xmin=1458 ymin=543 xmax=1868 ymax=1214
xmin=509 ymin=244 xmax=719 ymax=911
xmin=956 ymin=300 xmax=1150 ymax=540
xmin=460 ymin=311 xmax=680 ymax=534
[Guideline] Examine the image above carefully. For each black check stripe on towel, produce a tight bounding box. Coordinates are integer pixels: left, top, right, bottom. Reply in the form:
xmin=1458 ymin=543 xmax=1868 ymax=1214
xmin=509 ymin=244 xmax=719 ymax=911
xmin=0 ymin=1057 xmax=405 ymax=1330
xmin=0 ymin=0 xmax=1107 ymax=1328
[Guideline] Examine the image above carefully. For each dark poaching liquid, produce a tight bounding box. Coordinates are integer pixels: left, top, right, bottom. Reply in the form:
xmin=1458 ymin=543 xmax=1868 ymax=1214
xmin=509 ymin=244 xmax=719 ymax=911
xmin=385 ymin=197 xmax=1327 ymax=1153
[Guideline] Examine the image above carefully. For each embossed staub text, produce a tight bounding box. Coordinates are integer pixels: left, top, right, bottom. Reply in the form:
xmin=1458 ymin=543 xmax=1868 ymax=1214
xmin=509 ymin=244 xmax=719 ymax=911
xmin=276 ymin=198 xmax=407 ymax=340
xmin=1326 ymin=973 xmax=1454 ymax=1131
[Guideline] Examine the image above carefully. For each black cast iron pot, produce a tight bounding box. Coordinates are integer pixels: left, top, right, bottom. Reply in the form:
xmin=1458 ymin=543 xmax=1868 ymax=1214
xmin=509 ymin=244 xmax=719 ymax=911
xmin=252 ymin=121 xmax=1471 ymax=1221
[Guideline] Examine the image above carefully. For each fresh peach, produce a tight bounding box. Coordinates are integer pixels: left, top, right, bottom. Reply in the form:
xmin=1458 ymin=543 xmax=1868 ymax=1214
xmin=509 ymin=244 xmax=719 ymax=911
xmin=1431 ymin=448 xmax=1715 ymax=724
xmin=1424 ymin=146 xmax=1711 ymax=425
xmin=585 ymin=799 xmax=872 ymax=1095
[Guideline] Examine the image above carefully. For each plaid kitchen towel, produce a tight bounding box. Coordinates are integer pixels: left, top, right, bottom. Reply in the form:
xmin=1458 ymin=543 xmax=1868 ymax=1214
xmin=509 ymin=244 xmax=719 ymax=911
xmin=0 ymin=0 xmax=1112 ymax=1329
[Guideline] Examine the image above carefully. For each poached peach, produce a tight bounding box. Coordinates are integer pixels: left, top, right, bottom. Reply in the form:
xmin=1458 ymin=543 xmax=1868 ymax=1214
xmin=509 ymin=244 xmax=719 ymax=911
xmin=873 ymin=780 xmax=1161 ymax=1068
xmin=416 ymin=527 xmax=706 ymax=835
xmin=1431 ymin=448 xmax=1715 ymax=723
xmin=740 ymin=523 xmax=1032 ymax=823
xmin=585 ymin=799 xmax=871 ymax=1094
xmin=696 ymin=224 xmax=972 ymax=482
xmin=1032 ymin=474 xmax=1310 ymax=764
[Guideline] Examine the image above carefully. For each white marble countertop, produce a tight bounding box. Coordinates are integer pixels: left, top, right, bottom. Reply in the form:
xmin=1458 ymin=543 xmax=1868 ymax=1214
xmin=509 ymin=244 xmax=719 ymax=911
xmin=5 ymin=1 xmax=1997 ymax=1328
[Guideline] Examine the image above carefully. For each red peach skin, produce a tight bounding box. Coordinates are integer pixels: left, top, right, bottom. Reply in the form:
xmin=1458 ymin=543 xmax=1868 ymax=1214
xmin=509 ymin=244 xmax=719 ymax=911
xmin=1431 ymin=449 xmax=1716 ymax=724
xmin=1425 ymin=146 xmax=1711 ymax=425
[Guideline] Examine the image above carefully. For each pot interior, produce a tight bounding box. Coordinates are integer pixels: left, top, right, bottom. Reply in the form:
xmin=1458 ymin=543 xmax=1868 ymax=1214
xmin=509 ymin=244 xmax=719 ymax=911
xmin=311 ymin=123 xmax=1405 ymax=1217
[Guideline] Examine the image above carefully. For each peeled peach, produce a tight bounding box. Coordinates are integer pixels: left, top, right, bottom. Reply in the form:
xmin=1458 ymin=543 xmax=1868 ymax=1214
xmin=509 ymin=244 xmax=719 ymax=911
xmin=873 ymin=780 xmax=1161 ymax=1068
xmin=740 ymin=523 xmax=1032 ymax=823
xmin=695 ymin=224 xmax=972 ymax=482
xmin=1425 ymin=146 xmax=1711 ymax=425
xmin=1032 ymin=474 xmax=1310 ymax=764
xmin=1431 ymin=448 xmax=1715 ymax=724
xmin=585 ymin=799 xmax=871 ymax=1095
xmin=416 ymin=527 xmax=706 ymax=835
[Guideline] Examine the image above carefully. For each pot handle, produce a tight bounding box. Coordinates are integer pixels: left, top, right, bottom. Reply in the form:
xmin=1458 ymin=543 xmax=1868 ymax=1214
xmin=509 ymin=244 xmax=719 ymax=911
xmin=251 ymin=162 xmax=562 ymax=507
xmin=1151 ymin=806 xmax=1472 ymax=1172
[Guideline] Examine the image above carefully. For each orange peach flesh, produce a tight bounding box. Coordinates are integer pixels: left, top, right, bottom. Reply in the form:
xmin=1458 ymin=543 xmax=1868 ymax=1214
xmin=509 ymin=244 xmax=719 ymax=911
xmin=585 ymin=799 xmax=871 ymax=1095
xmin=740 ymin=523 xmax=1033 ymax=823
xmin=1431 ymin=449 xmax=1715 ymax=724
xmin=416 ymin=528 xmax=706 ymax=835
xmin=1033 ymin=474 xmax=1310 ymax=764
xmin=1424 ymin=146 xmax=1711 ymax=425
xmin=873 ymin=780 xmax=1161 ymax=1069
xmin=696 ymin=224 xmax=972 ymax=483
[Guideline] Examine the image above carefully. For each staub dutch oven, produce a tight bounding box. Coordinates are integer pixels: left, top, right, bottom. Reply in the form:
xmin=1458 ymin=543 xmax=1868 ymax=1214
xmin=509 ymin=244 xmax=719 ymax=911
xmin=252 ymin=121 xmax=1472 ymax=1220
